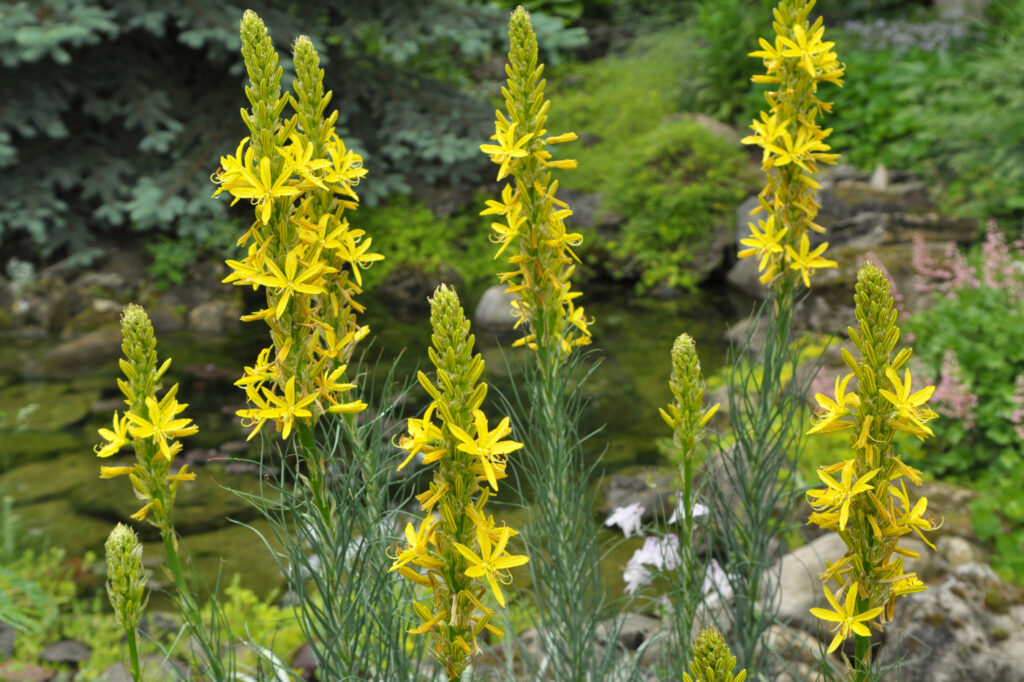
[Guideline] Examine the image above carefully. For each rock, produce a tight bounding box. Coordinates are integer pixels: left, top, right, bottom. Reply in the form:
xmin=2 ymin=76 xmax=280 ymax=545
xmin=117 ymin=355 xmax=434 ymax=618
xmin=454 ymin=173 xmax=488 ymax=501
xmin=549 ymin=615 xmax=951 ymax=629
xmin=935 ymin=0 xmax=990 ymax=20
xmin=377 ymin=263 xmax=463 ymax=316
xmin=938 ymin=535 xmax=977 ymax=569
xmin=187 ymin=300 xmax=241 ymax=335
xmin=596 ymin=613 xmax=662 ymax=652
xmin=598 ymin=467 xmax=675 ymax=522
xmin=0 ymin=661 xmax=55 ymax=681
xmin=0 ymin=622 xmax=14 ymax=659
xmin=39 ymin=326 xmax=122 ymax=378
xmin=17 ymin=498 xmax=113 ymax=558
xmin=761 ymin=624 xmax=826 ymax=681
xmin=39 ymin=639 xmax=91 ymax=664
xmin=770 ymin=533 xmax=849 ymax=629
xmin=73 ymin=272 xmax=126 ymax=293
xmin=146 ymin=304 xmax=186 ymax=333
xmin=290 ymin=642 xmax=318 ymax=680
xmin=98 ymin=654 xmax=188 ymax=682
xmin=0 ymin=384 xmax=98 ymax=431
xmin=0 ymin=431 xmax=80 ymax=463
xmin=0 ymin=453 xmax=98 ymax=505
xmin=142 ymin=518 xmax=284 ymax=605
xmin=71 ymin=465 xmax=263 ymax=537
xmin=474 ymin=285 xmax=520 ymax=331
xmin=686 ymin=113 xmax=742 ymax=146
xmin=869 ymin=164 xmax=889 ymax=191
xmin=880 ymin=563 xmax=1024 ymax=682
xmin=724 ymin=316 xmax=766 ymax=356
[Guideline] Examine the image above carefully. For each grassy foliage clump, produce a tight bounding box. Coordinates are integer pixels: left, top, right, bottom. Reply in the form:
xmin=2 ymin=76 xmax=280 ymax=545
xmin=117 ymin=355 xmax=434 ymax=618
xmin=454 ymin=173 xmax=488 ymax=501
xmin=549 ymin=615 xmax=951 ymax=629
xmin=549 ymin=30 xmax=757 ymax=290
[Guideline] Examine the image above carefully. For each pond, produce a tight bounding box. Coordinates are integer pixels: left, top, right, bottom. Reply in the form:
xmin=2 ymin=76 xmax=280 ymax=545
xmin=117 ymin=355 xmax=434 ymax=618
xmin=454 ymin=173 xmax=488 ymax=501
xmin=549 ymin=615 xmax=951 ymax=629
xmin=0 ymin=282 xmax=747 ymax=599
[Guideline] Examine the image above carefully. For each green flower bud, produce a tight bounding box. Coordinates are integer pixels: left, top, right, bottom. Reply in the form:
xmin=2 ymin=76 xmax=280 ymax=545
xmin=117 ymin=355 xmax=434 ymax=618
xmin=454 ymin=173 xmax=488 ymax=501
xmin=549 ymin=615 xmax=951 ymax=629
xmin=240 ymin=10 xmax=288 ymax=159
xmin=105 ymin=523 xmax=147 ymax=632
xmin=683 ymin=627 xmax=747 ymax=682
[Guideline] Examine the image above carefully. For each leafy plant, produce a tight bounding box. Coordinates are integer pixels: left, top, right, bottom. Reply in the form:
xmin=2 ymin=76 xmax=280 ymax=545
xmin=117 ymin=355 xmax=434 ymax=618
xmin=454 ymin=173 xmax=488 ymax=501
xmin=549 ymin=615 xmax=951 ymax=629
xmin=550 ymin=29 xmax=756 ymax=291
xmin=909 ymin=284 xmax=1024 ymax=581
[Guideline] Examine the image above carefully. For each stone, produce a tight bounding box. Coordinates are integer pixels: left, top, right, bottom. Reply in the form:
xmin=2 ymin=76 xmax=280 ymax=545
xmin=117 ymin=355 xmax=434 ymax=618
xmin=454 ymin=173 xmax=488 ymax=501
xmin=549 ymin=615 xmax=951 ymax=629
xmin=598 ymin=467 xmax=675 ymax=522
xmin=686 ymin=113 xmax=742 ymax=146
xmin=98 ymin=654 xmax=188 ymax=682
xmin=74 ymin=272 xmax=126 ymax=293
xmin=290 ymin=642 xmax=318 ymax=680
xmin=938 ymin=534 xmax=976 ymax=569
xmin=17 ymin=498 xmax=113 ymax=558
xmin=39 ymin=638 xmax=91 ymax=664
xmin=39 ymin=327 xmax=122 ymax=378
xmin=0 ymin=622 xmax=14 ymax=659
xmin=377 ymin=262 xmax=463 ymax=317
xmin=473 ymin=285 xmax=520 ymax=331
xmin=0 ymin=453 xmax=98 ymax=505
xmin=596 ymin=613 xmax=662 ymax=652
xmin=0 ymin=385 xmax=98 ymax=431
xmin=869 ymin=163 xmax=889 ymax=191
xmin=71 ymin=465 xmax=263 ymax=537
xmin=0 ymin=661 xmax=55 ymax=681
xmin=761 ymin=624 xmax=826 ymax=681
xmin=880 ymin=563 xmax=1024 ymax=682
xmin=142 ymin=518 xmax=285 ymax=606
xmin=0 ymin=431 xmax=80 ymax=463
xmin=770 ymin=533 xmax=848 ymax=629
xmin=187 ymin=300 xmax=241 ymax=335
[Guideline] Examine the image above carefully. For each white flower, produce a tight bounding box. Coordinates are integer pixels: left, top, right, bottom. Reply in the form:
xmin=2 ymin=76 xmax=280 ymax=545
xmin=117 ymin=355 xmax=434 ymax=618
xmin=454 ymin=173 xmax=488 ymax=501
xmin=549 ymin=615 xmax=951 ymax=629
xmin=604 ymin=502 xmax=645 ymax=538
xmin=701 ymin=558 xmax=734 ymax=609
xmin=623 ymin=559 xmax=653 ymax=594
xmin=622 ymin=534 xmax=683 ymax=593
xmin=668 ymin=498 xmax=709 ymax=525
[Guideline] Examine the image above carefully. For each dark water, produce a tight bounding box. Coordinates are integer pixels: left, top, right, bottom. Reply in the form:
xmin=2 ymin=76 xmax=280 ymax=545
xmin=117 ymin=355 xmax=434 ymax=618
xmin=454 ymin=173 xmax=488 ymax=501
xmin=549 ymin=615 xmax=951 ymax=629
xmin=0 ymin=284 xmax=746 ymax=596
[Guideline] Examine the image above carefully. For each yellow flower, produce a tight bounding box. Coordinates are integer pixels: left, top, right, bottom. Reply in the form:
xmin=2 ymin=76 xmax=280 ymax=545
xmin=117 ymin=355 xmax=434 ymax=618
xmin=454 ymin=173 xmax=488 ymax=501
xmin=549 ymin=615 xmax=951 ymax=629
xmin=215 ymin=144 xmax=303 ymax=224
xmin=738 ymin=215 xmax=788 ymax=278
xmin=125 ymin=390 xmax=198 ymax=460
xmin=785 ymin=233 xmax=837 ymax=288
xmin=880 ymin=367 xmax=937 ymax=438
xmin=253 ymin=246 xmax=328 ymax=319
xmin=449 ymin=410 xmax=523 ymax=492
xmin=479 ymin=117 xmax=532 ymax=181
xmin=389 ymin=516 xmax=443 ymax=572
xmin=262 ymin=377 xmax=317 ymax=440
xmin=807 ymin=373 xmax=859 ymax=435
xmin=454 ymin=526 xmax=529 ymax=608
xmin=95 ymin=412 xmax=131 ymax=458
xmin=888 ymin=481 xmax=939 ymax=549
xmin=807 ymin=459 xmax=880 ymax=532
xmin=809 ymin=584 xmax=883 ymax=654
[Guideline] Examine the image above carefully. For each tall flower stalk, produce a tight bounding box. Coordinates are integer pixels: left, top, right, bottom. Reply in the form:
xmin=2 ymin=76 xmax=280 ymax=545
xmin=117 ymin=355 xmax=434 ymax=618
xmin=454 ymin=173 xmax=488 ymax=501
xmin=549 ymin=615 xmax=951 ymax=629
xmin=95 ymin=304 xmax=228 ymax=679
xmin=708 ymin=0 xmax=844 ymax=675
xmin=392 ymin=285 xmax=527 ymax=679
xmin=211 ymin=12 xmax=416 ymax=679
xmin=659 ymin=334 xmax=719 ymax=674
xmin=481 ymin=7 xmax=612 ymax=678
xmin=806 ymin=263 xmax=939 ymax=680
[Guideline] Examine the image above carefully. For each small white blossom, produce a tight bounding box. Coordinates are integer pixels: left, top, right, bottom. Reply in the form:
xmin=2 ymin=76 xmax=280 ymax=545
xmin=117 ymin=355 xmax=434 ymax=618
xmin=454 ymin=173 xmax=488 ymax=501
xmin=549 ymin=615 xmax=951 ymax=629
xmin=668 ymin=498 xmax=708 ymax=525
xmin=604 ymin=502 xmax=645 ymax=538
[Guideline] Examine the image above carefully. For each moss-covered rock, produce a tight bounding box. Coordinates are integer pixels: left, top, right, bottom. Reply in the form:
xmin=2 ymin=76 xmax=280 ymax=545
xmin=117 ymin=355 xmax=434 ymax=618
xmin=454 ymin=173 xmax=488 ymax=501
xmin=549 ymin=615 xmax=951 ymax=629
xmin=69 ymin=465 xmax=265 ymax=538
xmin=17 ymin=497 xmax=114 ymax=558
xmin=0 ymin=453 xmax=97 ymax=505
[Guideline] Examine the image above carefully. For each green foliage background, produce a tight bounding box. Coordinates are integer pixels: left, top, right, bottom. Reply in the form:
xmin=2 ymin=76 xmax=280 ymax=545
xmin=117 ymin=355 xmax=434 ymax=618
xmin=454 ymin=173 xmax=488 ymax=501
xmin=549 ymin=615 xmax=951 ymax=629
xmin=0 ymin=1 xmax=585 ymax=264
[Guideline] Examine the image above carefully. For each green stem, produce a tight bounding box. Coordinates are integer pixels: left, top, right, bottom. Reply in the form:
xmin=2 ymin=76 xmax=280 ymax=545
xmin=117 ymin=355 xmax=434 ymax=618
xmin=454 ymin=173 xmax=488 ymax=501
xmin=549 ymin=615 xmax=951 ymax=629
xmin=853 ymin=631 xmax=871 ymax=682
xmin=125 ymin=625 xmax=141 ymax=681
xmin=160 ymin=528 xmax=189 ymax=603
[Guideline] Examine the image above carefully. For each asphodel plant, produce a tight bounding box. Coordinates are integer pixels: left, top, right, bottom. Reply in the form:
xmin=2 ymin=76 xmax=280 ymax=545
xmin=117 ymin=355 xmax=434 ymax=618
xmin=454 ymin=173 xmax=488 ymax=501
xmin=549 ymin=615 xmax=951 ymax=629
xmin=480 ymin=5 xmax=591 ymax=359
xmin=391 ymin=285 xmax=528 ymax=679
xmin=739 ymin=0 xmax=844 ymax=300
xmin=212 ymin=11 xmax=376 ymax=444
xmin=806 ymin=263 xmax=940 ymax=678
